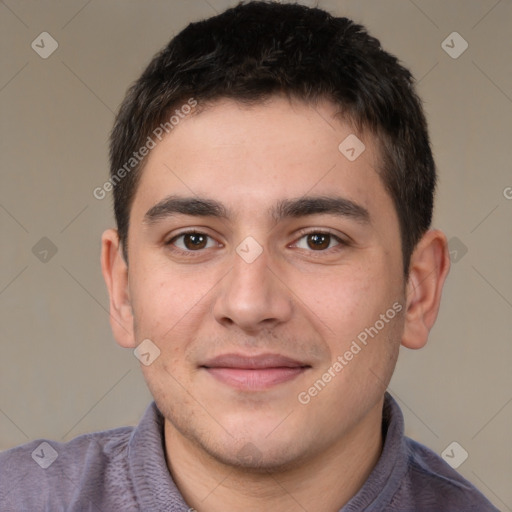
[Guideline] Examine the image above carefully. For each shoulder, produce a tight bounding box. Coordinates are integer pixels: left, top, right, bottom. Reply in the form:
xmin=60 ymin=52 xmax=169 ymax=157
xmin=0 ymin=425 xmax=136 ymax=510
xmin=391 ymin=437 xmax=499 ymax=511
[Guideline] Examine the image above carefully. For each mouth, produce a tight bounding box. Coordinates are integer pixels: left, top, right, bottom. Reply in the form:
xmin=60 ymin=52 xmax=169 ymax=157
xmin=200 ymin=353 xmax=311 ymax=390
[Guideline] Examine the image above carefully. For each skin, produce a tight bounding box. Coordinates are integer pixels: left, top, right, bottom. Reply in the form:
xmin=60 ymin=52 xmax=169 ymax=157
xmin=101 ymin=96 xmax=450 ymax=511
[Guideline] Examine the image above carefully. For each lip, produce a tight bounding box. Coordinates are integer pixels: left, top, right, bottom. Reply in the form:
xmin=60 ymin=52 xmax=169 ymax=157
xmin=202 ymin=353 xmax=308 ymax=369
xmin=200 ymin=353 xmax=311 ymax=390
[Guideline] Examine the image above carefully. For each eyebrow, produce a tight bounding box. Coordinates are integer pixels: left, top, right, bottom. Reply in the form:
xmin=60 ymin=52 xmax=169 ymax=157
xmin=143 ymin=195 xmax=370 ymax=225
xmin=272 ymin=196 xmax=370 ymax=224
xmin=143 ymin=196 xmax=229 ymax=224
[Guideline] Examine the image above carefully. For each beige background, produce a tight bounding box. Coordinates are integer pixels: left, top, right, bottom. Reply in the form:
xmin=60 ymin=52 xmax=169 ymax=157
xmin=1 ymin=0 xmax=511 ymax=509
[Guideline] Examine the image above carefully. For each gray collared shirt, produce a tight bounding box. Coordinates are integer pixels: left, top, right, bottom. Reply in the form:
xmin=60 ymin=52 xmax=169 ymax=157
xmin=0 ymin=393 xmax=499 ymax=511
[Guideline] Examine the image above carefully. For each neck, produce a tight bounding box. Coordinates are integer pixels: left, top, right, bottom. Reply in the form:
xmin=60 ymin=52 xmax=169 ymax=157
xmin=164 ymin=397 xmax=385 ymax=512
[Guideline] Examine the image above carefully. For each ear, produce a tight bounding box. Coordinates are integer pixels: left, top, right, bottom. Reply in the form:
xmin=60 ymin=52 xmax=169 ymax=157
xmin=101 ymin=229 xmax=136 ymax=348
xmin=402 ymin=229 xmax=451 ymax=350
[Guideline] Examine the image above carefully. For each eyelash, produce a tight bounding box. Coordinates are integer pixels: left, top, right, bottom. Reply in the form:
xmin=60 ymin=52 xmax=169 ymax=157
xmin=165 ymin=229 xmax=347 ymax=258
xmin=293 ymin=228 xmax=347 ymax=253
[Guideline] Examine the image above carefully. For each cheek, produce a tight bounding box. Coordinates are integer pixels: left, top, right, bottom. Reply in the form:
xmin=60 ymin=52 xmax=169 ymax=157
xmin=130 ymin=277 xmax=172 ymax=339
xmin=294 ymin=263 xmax=387 ymax=338
xmin=129 ymin=260 xmax=220 ymax=371
xmin=130 ymin=260 xmax=200 ymax=328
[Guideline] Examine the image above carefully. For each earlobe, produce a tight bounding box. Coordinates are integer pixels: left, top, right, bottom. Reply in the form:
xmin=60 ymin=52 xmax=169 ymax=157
xmin=402 ymin=229 xmax=451 ymax=350
xmin=100 ymin=229 xmax=136 ymax=348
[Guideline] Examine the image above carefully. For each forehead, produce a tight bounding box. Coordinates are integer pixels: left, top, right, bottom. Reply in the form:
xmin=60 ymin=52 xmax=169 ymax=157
xmin=131 ymin=96 xmax=393 ymax=225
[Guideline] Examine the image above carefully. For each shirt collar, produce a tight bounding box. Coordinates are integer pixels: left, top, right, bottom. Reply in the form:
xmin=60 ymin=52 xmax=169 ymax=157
xmin=127 ymin=401 xmax=189 ymax=511
xmin=340 ymin=392 xmax=409 ymax=511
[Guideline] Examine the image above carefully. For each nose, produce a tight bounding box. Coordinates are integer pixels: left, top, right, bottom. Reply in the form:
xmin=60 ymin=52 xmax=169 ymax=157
xmin=212 ymin=247 xmax=293 ymax=334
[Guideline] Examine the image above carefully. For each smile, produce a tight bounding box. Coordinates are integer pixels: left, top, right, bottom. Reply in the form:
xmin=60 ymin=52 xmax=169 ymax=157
xmin=200 ymin=353 xmax=311 ymax=390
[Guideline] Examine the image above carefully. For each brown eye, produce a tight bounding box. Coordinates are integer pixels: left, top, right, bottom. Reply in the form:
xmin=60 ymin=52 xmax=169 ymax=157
xmin=183 ymin=233 xmax=207 ymax=250
xmin=307 ymin=233 xmax=331 ymax=250
xmin=169 ymin=232 xmax=216 ymax=251
xmin=293 ymin=231 xmax=343 ymax=252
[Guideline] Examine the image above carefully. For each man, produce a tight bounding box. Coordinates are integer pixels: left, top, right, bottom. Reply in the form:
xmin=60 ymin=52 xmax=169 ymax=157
xmin=0 ymin=1 xmax=499 ymax=510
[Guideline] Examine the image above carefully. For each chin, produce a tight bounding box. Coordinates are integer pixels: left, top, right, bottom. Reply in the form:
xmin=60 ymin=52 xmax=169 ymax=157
xmin=196 ymin=423 xmax=315 ymax=474
xmin=211 ymin=441 xmax=307 ymax=474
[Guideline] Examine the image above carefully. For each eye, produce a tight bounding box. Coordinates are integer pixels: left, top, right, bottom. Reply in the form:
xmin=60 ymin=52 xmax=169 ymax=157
xmin=293 ymin=231 xmax=343 ymax=251
xmin=168 ymin=231 xmax=218 ymax=251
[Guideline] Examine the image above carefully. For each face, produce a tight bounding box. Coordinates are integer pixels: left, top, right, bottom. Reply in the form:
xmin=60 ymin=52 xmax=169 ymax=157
xmin=124 ymin=96 xmax=407 ymax=470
